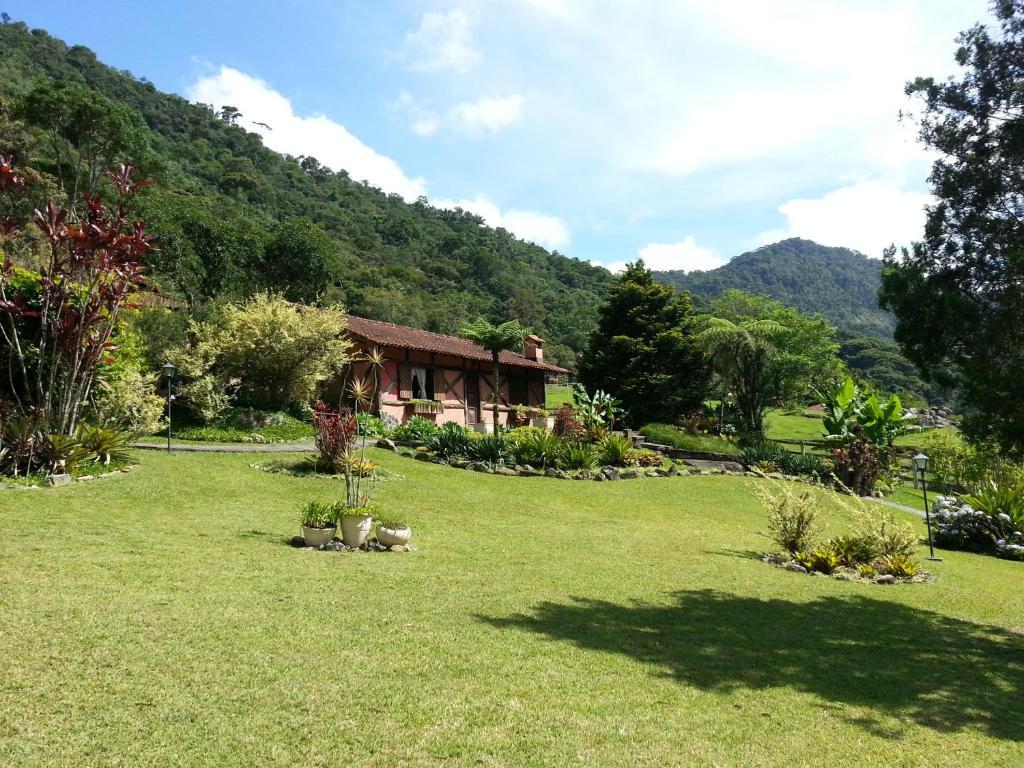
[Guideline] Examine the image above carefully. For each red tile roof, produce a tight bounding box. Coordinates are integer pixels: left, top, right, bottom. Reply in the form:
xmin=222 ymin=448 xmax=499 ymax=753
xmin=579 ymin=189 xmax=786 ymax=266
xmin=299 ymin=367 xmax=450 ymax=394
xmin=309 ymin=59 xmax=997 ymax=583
xmin=344 ymin=315 xmax=567 ymax=373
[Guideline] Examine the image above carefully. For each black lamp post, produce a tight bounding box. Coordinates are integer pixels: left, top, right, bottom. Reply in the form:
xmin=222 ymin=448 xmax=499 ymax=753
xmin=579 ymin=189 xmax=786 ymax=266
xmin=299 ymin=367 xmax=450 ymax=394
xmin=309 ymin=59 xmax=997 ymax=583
xmin=161 ymin=362 xmax=175 ymax=452
xmin=913 ymin=452 xmax=942 ymax=561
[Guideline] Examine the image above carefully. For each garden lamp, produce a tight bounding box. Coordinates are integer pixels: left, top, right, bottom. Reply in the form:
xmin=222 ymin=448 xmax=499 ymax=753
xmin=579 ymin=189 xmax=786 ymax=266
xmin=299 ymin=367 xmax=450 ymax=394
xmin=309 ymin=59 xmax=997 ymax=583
xmin=161 ymin=362 xmax=175 ymax=452
xmin=913 ymin=453 xmax=941 ymax=561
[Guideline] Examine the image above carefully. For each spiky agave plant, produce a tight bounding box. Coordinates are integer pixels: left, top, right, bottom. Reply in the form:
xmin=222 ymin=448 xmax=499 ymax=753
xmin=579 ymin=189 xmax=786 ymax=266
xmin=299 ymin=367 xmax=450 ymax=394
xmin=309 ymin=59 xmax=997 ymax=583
xmin=344 ymin=346 xmax=385 ymax=509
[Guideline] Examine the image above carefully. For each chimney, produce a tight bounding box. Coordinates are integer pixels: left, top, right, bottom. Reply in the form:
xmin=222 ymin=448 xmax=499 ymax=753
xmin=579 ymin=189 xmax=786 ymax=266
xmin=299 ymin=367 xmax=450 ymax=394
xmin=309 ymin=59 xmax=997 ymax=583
xmin=524 ymin=334 xmax=544 ymax=362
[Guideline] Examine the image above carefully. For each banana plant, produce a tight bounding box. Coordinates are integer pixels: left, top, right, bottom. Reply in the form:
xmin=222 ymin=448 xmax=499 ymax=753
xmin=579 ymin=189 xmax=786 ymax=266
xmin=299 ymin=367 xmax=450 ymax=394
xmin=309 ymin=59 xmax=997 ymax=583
xmin=821 ymin=377 xmax=912 ymax=456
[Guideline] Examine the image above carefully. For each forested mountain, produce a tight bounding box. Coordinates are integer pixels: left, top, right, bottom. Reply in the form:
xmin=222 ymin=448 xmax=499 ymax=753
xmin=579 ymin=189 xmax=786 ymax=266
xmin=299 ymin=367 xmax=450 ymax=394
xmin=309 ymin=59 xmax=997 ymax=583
xmin=654 ymin=238 xmax=895 ymax=338
xmin=0 ymin=20 xmax=612 ymax=367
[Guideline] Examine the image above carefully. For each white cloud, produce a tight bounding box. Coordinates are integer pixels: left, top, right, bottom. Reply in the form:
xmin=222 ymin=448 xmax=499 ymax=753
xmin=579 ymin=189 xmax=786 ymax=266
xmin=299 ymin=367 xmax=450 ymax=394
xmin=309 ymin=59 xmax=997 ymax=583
xmin=759 ymin=180 xmax=932 ymax=258
xmin=601 ymin=235 xmax=724 ymax=274
xmin=434 ymin=194 xmax=570 ymax=249
xmin=449 ymin=95 xmax=524 ymax=134
xmin=397 ymin=93 xmax=524 ymax=137
xmin=402 ymin=9 xmax=481 ymax=73
xmin=187 ymin=67 xmax=426 ymax=201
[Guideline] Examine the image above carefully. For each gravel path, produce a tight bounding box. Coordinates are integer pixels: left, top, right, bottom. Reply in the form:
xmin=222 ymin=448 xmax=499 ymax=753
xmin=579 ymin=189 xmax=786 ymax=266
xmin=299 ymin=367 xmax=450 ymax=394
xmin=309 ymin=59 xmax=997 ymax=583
xmin=132 ymin=442 xmax=315 ymax=453
xmin=860 ymin=495 xmax=926 ymax=518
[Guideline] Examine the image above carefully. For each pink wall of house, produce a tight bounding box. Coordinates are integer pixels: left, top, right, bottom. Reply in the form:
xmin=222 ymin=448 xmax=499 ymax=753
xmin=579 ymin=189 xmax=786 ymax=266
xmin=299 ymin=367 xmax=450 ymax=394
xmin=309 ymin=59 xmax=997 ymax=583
xmin=347 ymin=342 xmax=545 ymax=428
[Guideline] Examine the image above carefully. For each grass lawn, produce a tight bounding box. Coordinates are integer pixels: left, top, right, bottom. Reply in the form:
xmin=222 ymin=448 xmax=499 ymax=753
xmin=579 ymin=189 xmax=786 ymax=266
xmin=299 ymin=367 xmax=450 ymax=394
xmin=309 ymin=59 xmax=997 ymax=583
xmin=640 ymin=423 xmax=741 ymax=455
xmin=764 ymin=408 xmax=827 ymax=442
xmin=544 ymin=383 xmax=574 ymax=410
xmin=2 ymin=451 xmax=1022 ymax=766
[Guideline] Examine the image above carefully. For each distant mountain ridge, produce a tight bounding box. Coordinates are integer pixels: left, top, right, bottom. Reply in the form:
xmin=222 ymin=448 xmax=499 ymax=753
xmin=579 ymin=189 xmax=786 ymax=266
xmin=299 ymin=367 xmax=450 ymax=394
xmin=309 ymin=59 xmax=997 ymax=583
xmin=653 ymin=238 xmax=894 ymax=338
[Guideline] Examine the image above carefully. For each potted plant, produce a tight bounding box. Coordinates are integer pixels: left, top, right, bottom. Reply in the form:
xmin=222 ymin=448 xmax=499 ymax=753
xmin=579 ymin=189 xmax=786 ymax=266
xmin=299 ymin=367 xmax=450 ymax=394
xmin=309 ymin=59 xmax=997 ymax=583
xmin=376 ymin=518 xmax=413 ymax=547
xmin=300 ymin=500 xmax=340 ymax=547
xmin=409 ymin=399 xmax=445 ymax=415
xmin=341 ymin=505 xmax=376 ymax=547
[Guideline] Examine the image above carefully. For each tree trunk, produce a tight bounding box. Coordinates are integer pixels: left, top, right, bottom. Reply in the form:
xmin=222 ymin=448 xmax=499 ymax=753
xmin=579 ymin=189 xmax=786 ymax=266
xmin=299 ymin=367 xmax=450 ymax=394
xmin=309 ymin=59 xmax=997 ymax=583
xmin=491 ymin=352 xmax=500 ymax=431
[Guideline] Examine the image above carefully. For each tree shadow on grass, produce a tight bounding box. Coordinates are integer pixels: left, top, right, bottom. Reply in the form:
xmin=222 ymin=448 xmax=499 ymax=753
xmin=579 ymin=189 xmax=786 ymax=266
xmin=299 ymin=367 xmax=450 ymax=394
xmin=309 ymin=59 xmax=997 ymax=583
xmin=481 ymin=590 xmax=1024 ymax=741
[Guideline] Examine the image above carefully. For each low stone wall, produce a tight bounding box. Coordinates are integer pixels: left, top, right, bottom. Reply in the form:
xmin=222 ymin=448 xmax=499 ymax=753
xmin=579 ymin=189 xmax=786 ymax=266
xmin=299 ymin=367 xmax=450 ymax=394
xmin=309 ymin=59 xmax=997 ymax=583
xmin=640 ymin=443 xmax=743 ymax=464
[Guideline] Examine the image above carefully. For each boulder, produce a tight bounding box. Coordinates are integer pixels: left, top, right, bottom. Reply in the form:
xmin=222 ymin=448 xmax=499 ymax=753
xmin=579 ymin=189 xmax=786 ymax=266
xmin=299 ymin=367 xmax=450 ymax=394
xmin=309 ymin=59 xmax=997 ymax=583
xmin=785 ymin=562 xmax=808 ymax=574
xmin=46 ymin=473 xmax=72 ymax=487
xmin=683 ymin=459 xmax=745 ymax=473
xmin=494 ymin=467 xmax=517 ymax=476
xmin=376 ymin=438 xmax=397 ymax=451
xmin=414 ymin=452 xmax=432 ymax=462
xmin=874 ymin=574 xmax=897 ymax=585
xmin=619 ymin=469 xmax=641 ymax=480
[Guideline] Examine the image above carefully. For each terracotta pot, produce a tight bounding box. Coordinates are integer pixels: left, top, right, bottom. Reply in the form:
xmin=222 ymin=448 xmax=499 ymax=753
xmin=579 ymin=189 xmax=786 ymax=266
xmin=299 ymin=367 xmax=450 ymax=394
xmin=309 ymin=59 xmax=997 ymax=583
xmin=376 ymin=524 xmax=412 ymax=547
xmin=341 ymin=513 xmax=374 ymax=547
xmin=302 ymin=525 xmax=336 ymax=548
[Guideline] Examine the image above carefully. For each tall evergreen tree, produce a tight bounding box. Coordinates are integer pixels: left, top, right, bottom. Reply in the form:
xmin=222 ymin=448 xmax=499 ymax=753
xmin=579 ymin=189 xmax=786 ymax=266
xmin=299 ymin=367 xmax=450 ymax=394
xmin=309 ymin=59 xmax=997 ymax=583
xmin=880 ymin=0 xmax=1024 ymax=455
xmin=577 ymin=261 xmax=711 ymax=427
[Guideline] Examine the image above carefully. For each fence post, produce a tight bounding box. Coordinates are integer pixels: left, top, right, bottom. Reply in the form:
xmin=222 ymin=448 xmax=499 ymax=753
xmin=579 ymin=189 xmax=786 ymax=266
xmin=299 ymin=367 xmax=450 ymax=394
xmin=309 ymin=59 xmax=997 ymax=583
xmin=800 ymin=440 xmax=805 ymax=456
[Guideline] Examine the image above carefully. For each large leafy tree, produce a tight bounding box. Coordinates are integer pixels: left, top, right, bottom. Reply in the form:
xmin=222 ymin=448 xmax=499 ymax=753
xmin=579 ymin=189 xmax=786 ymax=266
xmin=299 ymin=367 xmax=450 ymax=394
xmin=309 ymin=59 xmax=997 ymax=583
xmin=698 ymin=291 xmax=842 ymax=435
xmin=458 ymin=318 xmax=529 ymax=430
xmin=577 ymin=261 xmax=711 ymax=427
xmin=879 ymin=1 xmax=1024 ymax=455
xmin=14 ymin=81 xmax=151 ymax=208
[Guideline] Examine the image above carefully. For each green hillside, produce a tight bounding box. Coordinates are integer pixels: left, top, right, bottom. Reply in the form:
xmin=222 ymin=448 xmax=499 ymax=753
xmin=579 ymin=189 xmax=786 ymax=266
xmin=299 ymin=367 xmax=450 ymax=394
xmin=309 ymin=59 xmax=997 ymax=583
xmin=0 ymin=20 xmax=612 ymax=368
xmin=654 ymin=238 xmax=894 ymax=338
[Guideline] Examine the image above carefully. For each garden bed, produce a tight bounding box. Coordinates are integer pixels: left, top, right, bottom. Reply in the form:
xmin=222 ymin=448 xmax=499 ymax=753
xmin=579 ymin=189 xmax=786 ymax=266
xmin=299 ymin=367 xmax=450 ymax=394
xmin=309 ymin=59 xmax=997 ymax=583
xmin=761 ymin=552 xmax=934 ymax=585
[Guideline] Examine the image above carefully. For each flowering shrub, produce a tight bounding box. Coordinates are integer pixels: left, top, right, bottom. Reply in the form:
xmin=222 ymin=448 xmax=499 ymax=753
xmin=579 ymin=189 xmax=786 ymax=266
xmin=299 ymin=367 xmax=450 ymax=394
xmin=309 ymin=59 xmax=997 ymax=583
xmin=932 ymin=494 xmax=1024 ymax=561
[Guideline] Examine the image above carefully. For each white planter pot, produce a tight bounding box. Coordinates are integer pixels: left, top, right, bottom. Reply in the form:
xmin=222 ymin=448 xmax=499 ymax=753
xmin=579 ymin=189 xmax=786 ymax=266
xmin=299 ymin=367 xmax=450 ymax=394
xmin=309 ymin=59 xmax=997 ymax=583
xmin=377 ymin=524 xmax=412 ymax=547
xmin=530 ymin=417 xmax=549 ymax=429
xmin=302 ymin=525 xmax=336 ymax=547
xmin=472 ymin=422 xmax=495 ymax=435
xmin=341 ymin=514 xmax=374 ymax=547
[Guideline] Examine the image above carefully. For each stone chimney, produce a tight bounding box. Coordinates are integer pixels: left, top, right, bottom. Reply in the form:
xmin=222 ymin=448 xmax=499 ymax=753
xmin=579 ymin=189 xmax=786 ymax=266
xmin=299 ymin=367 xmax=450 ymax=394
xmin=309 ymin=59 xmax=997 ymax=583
xmin=524 ymin=334 xmax=544 ymax=362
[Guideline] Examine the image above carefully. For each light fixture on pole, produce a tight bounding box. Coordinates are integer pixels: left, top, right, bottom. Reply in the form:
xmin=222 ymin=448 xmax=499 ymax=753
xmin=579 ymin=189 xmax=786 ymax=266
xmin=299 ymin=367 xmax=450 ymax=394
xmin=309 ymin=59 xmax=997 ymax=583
xmin=161 ymin=362 xmax=176 ymax=452
xmin=913 ymin=453 xmax=941 ymax=561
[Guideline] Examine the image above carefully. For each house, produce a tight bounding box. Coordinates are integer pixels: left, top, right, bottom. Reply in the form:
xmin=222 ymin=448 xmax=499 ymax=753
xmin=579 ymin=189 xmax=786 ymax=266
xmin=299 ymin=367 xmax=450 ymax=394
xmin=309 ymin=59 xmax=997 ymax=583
xmin=343 ymin=315 xmax=567 ymax=428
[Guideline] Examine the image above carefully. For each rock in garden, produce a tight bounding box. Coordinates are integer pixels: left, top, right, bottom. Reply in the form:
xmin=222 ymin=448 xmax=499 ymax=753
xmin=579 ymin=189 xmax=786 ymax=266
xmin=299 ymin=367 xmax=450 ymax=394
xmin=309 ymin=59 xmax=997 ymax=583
xmin=874 ymin=574 xmax=897 ymax=584
xmin=473 ymin=463 xmax=494 ymax=473
xmin=289 ymin=535 xmax=305 ymax=547
xmin=46 ymin=474 xmax=72 ymax=487
xmin=522 ymin=464 xmax=535 ymax=472
xmin=601 ymin=467 xmax=620 ymax=480
xmin=494 ymin=467 xmax=517 ymax=476
xmin=414 ymin=452 xmax=432 ymax=461
xmin=785 ymin=562 xmax=809 ymax=574
xmin=376 ymin=438 xmax=397 ymax=451
xmin=389 ymin=544 xmax=407 ymax=552
xmin=619 ymin=469 xmax=641 ymax=480
xmin=451 ymin=460 xmax=471 ymax=469
xmin=593 ymin=473 xmax=606 ymax=481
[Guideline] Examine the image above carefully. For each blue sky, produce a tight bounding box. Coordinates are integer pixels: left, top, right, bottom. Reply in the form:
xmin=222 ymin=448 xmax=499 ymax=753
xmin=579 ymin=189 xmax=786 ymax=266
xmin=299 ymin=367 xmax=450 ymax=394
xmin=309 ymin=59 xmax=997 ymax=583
xmin=5 ymin=0 xmax=990 ymax=271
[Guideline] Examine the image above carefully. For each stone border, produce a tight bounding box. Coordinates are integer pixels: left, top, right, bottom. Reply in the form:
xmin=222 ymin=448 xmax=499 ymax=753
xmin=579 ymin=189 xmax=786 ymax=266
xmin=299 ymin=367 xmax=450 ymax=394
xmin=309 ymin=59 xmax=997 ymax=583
xmin=379 ymin=439 xmax=752 ymax=482
xmin=761 ymin=552 xmax=935 ymax=585
xmin=0 ymin=463 xmax=138 ymax=491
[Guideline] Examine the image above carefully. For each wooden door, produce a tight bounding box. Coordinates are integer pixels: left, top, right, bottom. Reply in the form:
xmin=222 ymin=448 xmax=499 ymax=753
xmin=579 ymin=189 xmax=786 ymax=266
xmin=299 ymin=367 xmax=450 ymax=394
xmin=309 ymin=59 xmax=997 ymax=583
xmin=465 ymin=374 xmax=480 ymax=424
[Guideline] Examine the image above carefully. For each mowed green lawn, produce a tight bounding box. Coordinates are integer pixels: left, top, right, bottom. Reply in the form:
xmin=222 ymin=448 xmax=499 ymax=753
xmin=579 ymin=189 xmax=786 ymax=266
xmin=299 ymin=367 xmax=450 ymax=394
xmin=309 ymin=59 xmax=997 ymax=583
xmin=2 ymin=451 xmax=1022 ymax=767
